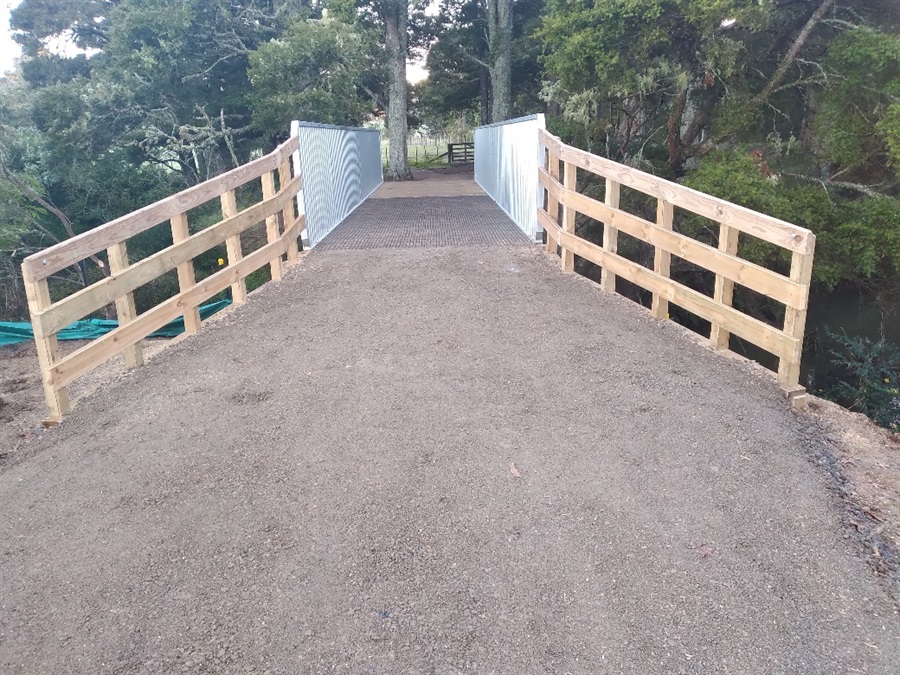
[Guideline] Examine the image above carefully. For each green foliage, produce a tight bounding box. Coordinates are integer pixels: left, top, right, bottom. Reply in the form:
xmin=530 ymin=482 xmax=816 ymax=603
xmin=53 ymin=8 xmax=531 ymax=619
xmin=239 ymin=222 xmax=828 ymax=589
xmin=685 ymin=151 xmax=900 ymax=291
xmin=248 ymin=17 xmax=377 ymax=135
xmin=879 ymin=103 xmax=900 ymax=168
xmin=538 ymin=0 xmax=760 ymax=110
xmin=815 ymin=26 xmax=900 ymax=175
xmin=824 ymin=330 xmax=900 ymax=433
xmin=416 ymin=0 xmax=544 ymax=128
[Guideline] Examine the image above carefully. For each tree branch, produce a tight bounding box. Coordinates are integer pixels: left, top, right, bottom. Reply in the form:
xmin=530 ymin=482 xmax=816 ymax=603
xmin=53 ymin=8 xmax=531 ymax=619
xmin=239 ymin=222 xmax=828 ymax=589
xmin=751 ymin=0 xmax=836 ymax=109
xmin=0 ymin=164 xmax=106 ymax=282
xmin=783 ymin=171 xmax=885 ymax=197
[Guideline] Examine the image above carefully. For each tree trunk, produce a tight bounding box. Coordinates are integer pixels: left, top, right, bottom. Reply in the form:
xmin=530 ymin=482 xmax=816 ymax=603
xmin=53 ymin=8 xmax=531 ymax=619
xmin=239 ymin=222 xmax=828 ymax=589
xmin=666 ymin=85 xmax=688 ymax=170
xmin=749 ymin=0 xmax=836 ymax=110
xmin=479 ymin=65 xmax=491 ymax=125
xmin=485 ymin=0 xmax=513 ymax=122
xmin=384 ymin=0 xmax=412 ymax=181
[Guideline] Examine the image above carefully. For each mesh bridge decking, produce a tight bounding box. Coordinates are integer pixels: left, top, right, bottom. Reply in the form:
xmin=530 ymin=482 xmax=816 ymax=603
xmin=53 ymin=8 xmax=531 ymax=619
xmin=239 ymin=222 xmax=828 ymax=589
xmin=313 ymin=195 xmax=530 ymax=251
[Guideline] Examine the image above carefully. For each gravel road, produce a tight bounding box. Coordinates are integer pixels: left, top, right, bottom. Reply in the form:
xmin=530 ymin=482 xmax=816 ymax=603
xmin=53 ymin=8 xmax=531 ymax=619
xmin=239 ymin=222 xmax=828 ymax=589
xmin=2 ymin=241 xmax=899 ymax=673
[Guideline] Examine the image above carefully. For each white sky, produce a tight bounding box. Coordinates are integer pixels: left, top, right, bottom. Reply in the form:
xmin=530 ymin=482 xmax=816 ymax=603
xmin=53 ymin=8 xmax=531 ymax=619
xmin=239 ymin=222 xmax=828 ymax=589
xmin=0 ymin=0 xmax=428 ymax=82
xmin=1 ymin=0 xmax=22 ymax=75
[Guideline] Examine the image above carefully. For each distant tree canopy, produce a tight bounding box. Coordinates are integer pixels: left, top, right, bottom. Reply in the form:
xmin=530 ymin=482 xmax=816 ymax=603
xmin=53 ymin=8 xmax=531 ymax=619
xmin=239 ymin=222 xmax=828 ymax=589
xmin=538 ymin=0 xmax=900 ymax=300
xmin=0 ymin=0 xmax=898 ymax=322
xmin=248 ymin=16 xmax=381 ymax=135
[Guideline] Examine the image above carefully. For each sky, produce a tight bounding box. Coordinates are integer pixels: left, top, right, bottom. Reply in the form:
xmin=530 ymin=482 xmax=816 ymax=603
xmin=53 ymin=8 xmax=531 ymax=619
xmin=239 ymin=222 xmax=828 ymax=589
xmin=0 ymin=0 xmax=428 ymax=82
xmin=1 ymin=0 xmax=21 ymax=75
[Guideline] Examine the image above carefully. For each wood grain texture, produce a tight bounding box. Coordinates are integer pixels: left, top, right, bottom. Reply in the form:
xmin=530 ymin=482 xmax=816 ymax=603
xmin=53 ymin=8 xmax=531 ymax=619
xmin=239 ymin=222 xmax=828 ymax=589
xmin=561 ymin=161 xmax=576 ymax=272
xmin=221 ymin=190 xmax=247 ymax=304
xmin=537 ymin=209 xmax=797 ymax=358
xmin=22 ymin=137 xmax=299 ymax=283
xmin=170 ymin=212 xmax=202 ymax=335
xmin=601 ymin=177 xmax=621 ymax=293
xmin=539 ymin=169 xmax=807 ymax=309
xmin=106 ymin=241 xmax=144 ymax=370
xmin=778 ymin=246 xmax=816 ymax=389
xmin=261 ymin=170 xmax=283 ymax=281
xmin=546 ymin=148 xmax=560 ymax=255
xmin=32 ymin=175 xmax=301 ymax=338
xmin=48 ymin=216 xmax=302 ymax=390
xmin=538 ymin=129 xmax=813 ymax=255
xmin=279 ymin=161 xmax=300 ymax=262
xmin=710 ymin=224 xmax=740 ymax=350
xmin=23 ymin=278 xmax=70 ymax=419
xmin=652 ymin=199 xmax=674 ymax=319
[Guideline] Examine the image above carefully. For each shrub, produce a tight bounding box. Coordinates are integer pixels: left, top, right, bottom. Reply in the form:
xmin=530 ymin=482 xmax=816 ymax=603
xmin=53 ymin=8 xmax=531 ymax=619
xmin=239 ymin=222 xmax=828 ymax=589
xmin=824 ymin=329 xmax=900 ymax=433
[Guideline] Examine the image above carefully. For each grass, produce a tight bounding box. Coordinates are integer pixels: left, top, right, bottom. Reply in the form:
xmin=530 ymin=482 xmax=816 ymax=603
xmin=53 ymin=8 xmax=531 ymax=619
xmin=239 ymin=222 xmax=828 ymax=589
xmin=380 ymin=139 xmax=473 ymax=169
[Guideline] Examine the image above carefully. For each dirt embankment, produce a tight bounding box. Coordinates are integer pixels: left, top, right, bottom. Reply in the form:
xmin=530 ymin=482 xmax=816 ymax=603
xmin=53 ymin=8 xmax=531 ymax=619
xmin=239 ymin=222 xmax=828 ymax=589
xmin=800 ymin=397 xmax=900 ymax=589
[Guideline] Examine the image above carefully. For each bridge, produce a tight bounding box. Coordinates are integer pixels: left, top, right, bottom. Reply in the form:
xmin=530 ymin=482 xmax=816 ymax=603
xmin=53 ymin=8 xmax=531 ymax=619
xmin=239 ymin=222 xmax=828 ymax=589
xmin=2 ymin=117 xmax=898 ymax=671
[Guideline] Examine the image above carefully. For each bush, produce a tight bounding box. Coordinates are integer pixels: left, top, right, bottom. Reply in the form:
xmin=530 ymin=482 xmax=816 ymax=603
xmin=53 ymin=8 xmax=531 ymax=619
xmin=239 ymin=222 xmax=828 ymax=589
xmin=824 ymin=329 xmax=900 ymax=433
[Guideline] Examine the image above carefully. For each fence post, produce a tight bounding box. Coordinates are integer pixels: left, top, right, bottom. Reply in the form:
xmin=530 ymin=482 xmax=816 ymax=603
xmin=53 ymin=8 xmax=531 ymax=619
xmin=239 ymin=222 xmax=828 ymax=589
xmin=169 ymin=212 xmax=202 ymax=335
xmin=651 ymin=199 xmax=674 ymax=319
xmin=710 ymin=223 xmax=740 ymax=349
xmin=261 ymin=170 xmax=283 ymax=281
xmin=106 ymin=241 xmax=144 ymax=369
xmin=221 ymin=189 xmax=247 ymax=304
xmin=778 ymin=244 xmax=815 ymax=396
xmin=600 ymin=178 xmax=620 ymax=292
xmin=546 ymin=147 xmax=560 ymax=255
xmin=279 ymin=160 xmax=299 ymax=262
xmin=561 ymin=161 xmax=576 ymax=272
xmin=23 ymin=278 xmax=70 ymax=421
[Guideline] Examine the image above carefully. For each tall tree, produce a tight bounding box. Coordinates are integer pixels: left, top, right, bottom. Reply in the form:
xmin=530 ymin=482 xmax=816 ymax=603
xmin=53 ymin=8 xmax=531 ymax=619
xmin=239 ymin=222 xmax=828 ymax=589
xmin=539 ymin=0 xmax=900 ymax=305
xmin=382 ymin=0 xmax=413 ymax=179
xmin=484 ymin=0 xmax=512 ymax=121
xmin=248 ymin=15 xmax=379 ymax=138
xmin=417 ymin=0 xmax=543 ymax=127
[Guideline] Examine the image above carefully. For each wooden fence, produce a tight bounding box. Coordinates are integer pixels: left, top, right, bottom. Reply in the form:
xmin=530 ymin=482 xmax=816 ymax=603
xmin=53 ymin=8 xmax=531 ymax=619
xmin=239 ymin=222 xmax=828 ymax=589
xmin=447 ymin=142 xmax=475 ymax=164
xmin=22 ymin=136 xmax=303 ymax=422
xmin=538 ymin=129 xmax=815 ymax=405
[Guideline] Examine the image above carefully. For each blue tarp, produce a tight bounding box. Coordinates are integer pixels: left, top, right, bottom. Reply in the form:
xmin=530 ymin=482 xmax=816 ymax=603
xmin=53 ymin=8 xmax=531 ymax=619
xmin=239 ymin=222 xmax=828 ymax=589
xmin=0 ymin=299 xmax=232 ymax=347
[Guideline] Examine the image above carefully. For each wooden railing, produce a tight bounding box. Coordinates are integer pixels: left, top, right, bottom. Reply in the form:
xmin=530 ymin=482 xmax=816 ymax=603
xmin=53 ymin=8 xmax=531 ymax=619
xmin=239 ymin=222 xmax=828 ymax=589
xmin=22 ymin=136 xmax=303 ymax=422
xmin=538 ymin=129 xmax=815 ymax=405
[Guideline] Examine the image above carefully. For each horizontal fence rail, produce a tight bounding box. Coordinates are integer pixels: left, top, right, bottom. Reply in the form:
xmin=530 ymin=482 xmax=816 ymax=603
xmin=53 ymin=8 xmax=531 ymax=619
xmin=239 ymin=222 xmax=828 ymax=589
xmin=22 ymin=136 xmax=304 ymax=421
xmin=538 ymin=129 xmax=815 ymax=402
xmin=475 ymin=114 xmax=546 ymax=242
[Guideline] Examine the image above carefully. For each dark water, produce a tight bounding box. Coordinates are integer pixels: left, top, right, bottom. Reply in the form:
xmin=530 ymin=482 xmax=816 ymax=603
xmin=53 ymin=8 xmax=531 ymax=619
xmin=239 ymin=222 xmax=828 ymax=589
xmin=801 ymin=286 xmax=899 ymax=391
xmin=689 ymin=286 xmax=897 ymax=392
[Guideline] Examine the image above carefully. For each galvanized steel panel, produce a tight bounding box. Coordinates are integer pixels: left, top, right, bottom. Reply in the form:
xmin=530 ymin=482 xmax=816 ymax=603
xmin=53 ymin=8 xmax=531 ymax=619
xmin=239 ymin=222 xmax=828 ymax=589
xmin=292 ymin=121 xmax=383 ymax=248
xmin=474 ymin=114 xmax=546 ymax=242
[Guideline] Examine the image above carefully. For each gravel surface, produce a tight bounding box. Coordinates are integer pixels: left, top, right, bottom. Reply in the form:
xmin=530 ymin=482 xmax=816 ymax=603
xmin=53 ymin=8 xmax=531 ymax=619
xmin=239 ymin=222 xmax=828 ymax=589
xmin=2 ymin=242 xmax=899 ymax=673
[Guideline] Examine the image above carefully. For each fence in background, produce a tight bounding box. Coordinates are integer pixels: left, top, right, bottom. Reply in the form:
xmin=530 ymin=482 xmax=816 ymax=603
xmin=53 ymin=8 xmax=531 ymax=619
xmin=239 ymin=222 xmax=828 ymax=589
xmin=292 ymin=122 xmax=382 ymax=248
xmin=21 ymin=136 xmax=303 ymax=421
xmin=474 ymin=114 xmax=546 ymax=242
xmin=537 ymin=129 xmax=815 ymax=402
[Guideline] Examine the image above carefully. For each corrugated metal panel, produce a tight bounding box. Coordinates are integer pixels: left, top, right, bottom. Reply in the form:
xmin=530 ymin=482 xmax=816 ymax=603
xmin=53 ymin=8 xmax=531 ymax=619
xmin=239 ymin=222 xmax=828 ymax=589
xmin=474 ymin=114 xmax=545 ymax=242
xmin=291 ymin=121 xmax=383 ymax=248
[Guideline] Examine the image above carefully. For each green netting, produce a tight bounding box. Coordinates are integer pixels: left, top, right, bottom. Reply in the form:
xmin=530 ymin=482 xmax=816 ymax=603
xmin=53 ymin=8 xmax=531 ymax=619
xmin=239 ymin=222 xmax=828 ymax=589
xmin=0 ymin=300 xmax=232 ymax=347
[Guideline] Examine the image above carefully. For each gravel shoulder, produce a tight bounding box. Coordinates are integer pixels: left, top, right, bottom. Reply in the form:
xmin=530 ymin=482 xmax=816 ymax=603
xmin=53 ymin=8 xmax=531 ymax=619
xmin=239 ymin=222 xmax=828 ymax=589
xmin=2 ymin=244 xmax=899 ymax=673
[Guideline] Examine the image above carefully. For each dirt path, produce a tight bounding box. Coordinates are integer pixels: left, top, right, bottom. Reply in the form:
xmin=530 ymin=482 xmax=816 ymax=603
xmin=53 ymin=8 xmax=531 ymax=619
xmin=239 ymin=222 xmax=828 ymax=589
xmin=2 ymin=241 xmax=900 ymax=673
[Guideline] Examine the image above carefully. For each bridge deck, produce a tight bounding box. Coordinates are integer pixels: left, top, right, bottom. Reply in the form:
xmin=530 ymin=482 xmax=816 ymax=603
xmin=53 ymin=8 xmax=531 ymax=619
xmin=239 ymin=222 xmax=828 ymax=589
xmin=314 ymin=195 xmax=529 ymax=251
xmin=2 ymin=187 xmax=898 ymax=672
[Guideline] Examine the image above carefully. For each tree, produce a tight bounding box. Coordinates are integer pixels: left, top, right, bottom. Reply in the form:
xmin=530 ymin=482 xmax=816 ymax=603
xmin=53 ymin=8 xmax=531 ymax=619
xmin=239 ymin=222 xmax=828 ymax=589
xmin=248 ymin=16 xmax=379 ymax=137
xmin=538 ymin=0 xmax=899 ymax=312
xmin=382 ymin=0 xmax=413 ymax=179
xmin=484 ymin=0 xmax=512 ymax=121
xmin=417 ymin=0 xmax=544 ymax=127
